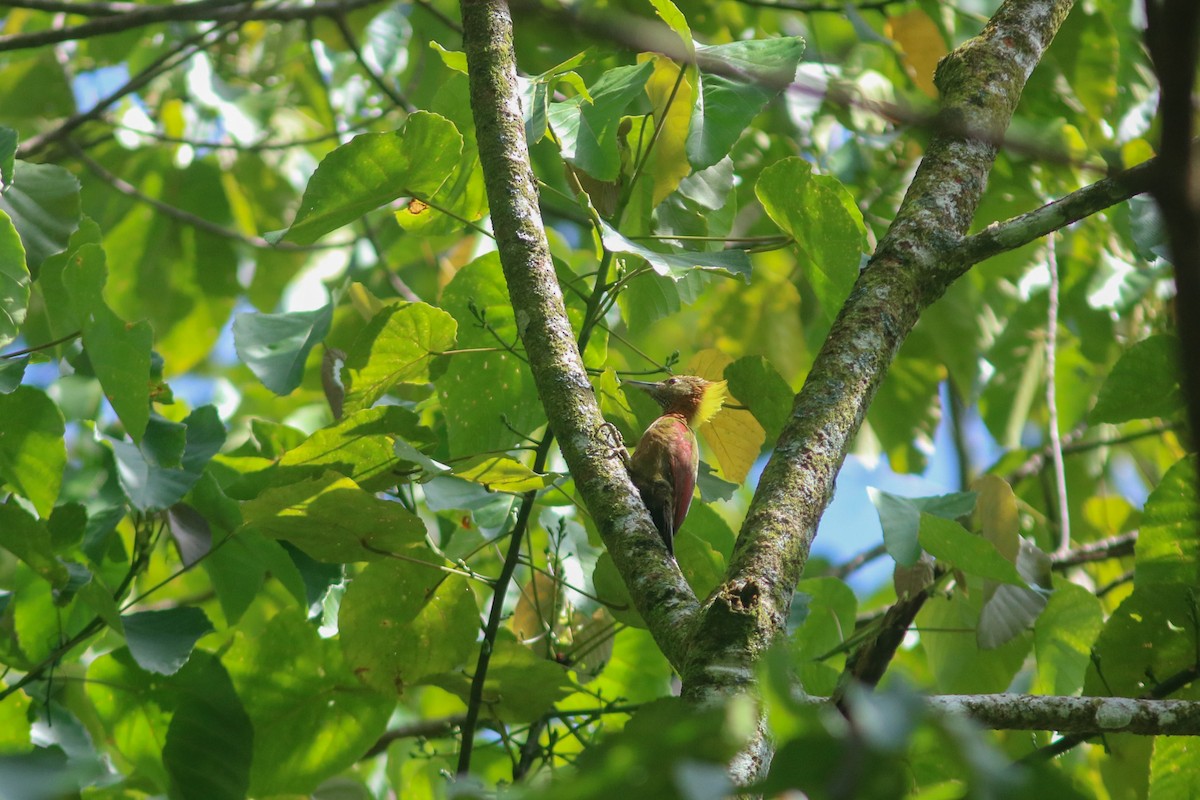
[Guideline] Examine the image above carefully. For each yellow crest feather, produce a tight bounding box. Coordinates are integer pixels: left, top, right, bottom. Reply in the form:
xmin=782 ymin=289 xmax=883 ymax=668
xmin=693 ymin=380 xmax=727 ymax=427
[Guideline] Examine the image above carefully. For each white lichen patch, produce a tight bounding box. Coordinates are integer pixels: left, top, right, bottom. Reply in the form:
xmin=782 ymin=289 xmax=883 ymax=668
xmin=1095 ymin=698 xmax=1136 ymax=729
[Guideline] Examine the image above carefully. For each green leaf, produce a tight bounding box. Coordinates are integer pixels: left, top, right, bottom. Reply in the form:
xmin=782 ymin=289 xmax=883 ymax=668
xmin=0 ymin=385 xmax=65 ymax=516
xmin=275 ymin=112 xmax=463 ymax=244
xmin=224 ymin=611 xmax=390 ymax=795
xmin=917 ymin=584 xmax=1031 ymax=694
xmin=107 ymin=407 xmax=226 ymax=512
xmin=241 ymin=471 xmax=426 ymax=563
xmin=1084 ymin=583 xmax=1199 ymax=698
xmin=1090 ymin=334 xmax=1183 ymax=424
xmin=121 ymin=607 xmax=214 ymax=675
xmin=0 ymin=160 xmax=80 ymax=274
xmin=724 ymin=355 xmax=793 ymax=445
xmin=599 ymin=220 xmax=751 ymax=281
xmin=0 ymin=209 xmax=28 ymax=349
xmin=547 ymin=61 xmax=654 ymax=181
xmin=162 ymin=652 xmax=252 ymax=800
xmin=339 ymin=559 xmax=478 ymax=694
xmin=438 ymin=253 xmax=544 ymax=453
xmin=0 ymin=504 xmax=68 ymax=588
xmin=1150 ymin=735 xmax=1200 ymax=799
xmin=233 ymin=303 xmax=333 ymax=396
xmin=1136 ymin=455 xmax=1199 ymax=586
xmin=452 ymin=455 xmax=554 ymax=493
xmin=756 ymin=157 xmax=866 ymax=320
xmin=1032 ymin=579 xmax=1104 ymax=696
xmin=688 ymin=37 xmax=805 ymax=169
xmin=239 ymin=405 xmax=433 ymax=494
xmin=62 ymin=243 xmax=152 ymax=442
xmin=421 ymin=640 xmax=575 ymax=722
xmin=592 ymin=551 xmax=643 ymax=628
xmin=342 ymin=301 xmax=457 ymax=413
xmin=86 ymin=649 xmax=173 ymax=789
xmin=0 ymin=354 xmax=28 ymax=392
xmin=919 ymin=514 xmax=1026 ymax=586
xmin=868 ymin=489 xmax=976 ymax=567
xmin=790 ymin=577 xmax=857 ymax=696
xmin=394 ymin=149 xmax=487 ymax=236
xmin=0 ymin=127 xmax=15 ymax=185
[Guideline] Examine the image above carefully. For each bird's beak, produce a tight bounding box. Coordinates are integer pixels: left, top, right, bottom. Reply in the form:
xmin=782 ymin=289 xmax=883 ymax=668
xmin=621 ymin=380 xmax=659 ymax=390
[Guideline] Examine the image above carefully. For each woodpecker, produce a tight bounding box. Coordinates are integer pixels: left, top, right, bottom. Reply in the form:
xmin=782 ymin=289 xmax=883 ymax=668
xmin=624 ymin=376 xmax=727 ymax=556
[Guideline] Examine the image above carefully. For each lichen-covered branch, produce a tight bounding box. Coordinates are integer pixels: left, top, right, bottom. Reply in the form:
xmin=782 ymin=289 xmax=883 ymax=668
xmin=680 ymin=0 xmax=1076 ymax=774
xmin=928 ymin=694 xmax=1200 ymax=736
xmin=459 ymin=0 xmax=698 ymax=670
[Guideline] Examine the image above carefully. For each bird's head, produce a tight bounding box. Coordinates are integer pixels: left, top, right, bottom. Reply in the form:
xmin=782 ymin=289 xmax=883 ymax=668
xmin=624 ymin=375 xmax=728 ymax=426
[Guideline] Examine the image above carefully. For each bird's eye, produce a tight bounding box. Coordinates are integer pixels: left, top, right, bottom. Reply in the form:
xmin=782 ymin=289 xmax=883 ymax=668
xmin=667 ymin=378 xmax=678 ymax=385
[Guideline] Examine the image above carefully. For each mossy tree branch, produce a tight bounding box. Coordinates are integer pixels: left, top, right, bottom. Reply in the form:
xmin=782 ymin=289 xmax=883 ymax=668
xmin=459 ymin=0 xmax=699 ymax=672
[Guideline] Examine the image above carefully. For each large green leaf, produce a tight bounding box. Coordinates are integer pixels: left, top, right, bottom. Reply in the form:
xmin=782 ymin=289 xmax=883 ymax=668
xmin=0 ymin=209 xmax=27 ymax=348
xmin=547 ymin=61 xmax=654 ymax=181
xmin=162 ymin=652 xmax=253 ymax=800
xmin=756 ymin=157 xmax=866 ymax=320
xmin=86 ymin=649 xmax=173 ymax=790
xmin=0 ymin=385 xmax=65 ymax=517
xmin=339 ymin=559 xmax=478 ymax=694
xmin=1032 ymin=579 xmax=1103 ymax=696
xmin=1136 ymin=455 xmax=1199 ymax=586
xmin=342 ymin=301 xmax=457 ymax=414
xmin=224 ymin=611 xmax=389 ymax=795
xmin=274 ymin=112 xmax=462 ymax=245
xmin=240 ymin=471 xmax=426 ymax=563
xmin=688 ymin=37 xmax=805 ymax=169
xmin=0 ymin=160 xmax=80 ymax=274
xmin=1084 ymin=583 xmax=1200 ymax=699
xmin=916 ymin=583 xmax=1031 ymax=694
xmin=437 ymin=253 xmax=543 ymax=453
xmin=62 ymin=243 xmax=152 ymax=442
xmin=1090 ymin=334 xmax=1183 ymax=424
xmin=233 ymin=303 xmax=333 ymax=396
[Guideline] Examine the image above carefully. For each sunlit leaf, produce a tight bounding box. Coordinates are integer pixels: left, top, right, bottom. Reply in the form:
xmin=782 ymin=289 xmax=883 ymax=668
xmin=339 ymin=559 xmax=478 ymax=694
xmin=273 ymin=112 xmax=463 ymax=244
xmin=241 ymin=471 xmax=426 ymax=563
xmin=342 ymin=301 xmax=457 ymax=414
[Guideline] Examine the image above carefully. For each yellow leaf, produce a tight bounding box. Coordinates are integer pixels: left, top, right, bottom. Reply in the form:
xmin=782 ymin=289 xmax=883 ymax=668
xmin=973 ymin=474 xmax=1019 ymax=563
xmin=688 ymin=349 xmax=764 ymax=484
xmin=452 ymin=455 xmax=554 ymax=493
xmin=348 ymin=281 xmax=386 ymax=321
xmin=885 ymin=9 xmax=946 ymax=98
xmin=640 ymin=54 xmax=695 ymax=206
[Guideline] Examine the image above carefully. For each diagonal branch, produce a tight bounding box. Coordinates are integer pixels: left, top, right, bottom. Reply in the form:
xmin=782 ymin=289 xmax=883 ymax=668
xmin=459 ymin=0 xmax=698 ymax=671
xmin=680 ymin=0 xmax=1076 ymax=774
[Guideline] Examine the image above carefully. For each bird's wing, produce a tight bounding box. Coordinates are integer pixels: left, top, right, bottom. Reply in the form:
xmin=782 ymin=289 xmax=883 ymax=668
xmin=669 ymin=425 xmax=698 ymax=540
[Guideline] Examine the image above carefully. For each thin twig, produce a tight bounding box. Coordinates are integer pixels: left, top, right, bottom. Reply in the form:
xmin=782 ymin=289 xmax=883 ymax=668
xmin=1044 ymin=235 xmax=1070 ymax=556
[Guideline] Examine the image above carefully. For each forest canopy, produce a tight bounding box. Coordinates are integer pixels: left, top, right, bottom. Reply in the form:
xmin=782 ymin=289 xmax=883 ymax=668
xmin=0 ymin=0 xmax=1196 ymax=798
